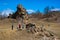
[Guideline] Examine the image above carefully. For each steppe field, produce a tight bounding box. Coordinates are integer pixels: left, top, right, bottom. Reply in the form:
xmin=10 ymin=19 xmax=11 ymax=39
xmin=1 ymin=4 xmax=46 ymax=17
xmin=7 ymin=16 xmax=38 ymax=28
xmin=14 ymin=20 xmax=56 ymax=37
xmin=0 ymin=18 xmax=60 ymax=40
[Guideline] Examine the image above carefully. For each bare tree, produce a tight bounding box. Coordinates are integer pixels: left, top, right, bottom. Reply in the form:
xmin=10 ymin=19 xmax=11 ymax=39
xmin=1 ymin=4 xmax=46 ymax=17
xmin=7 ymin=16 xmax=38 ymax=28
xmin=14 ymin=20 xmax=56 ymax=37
xmin=44 ymin=6 xmax=50 ymax=14
xmin=51 ymin=6 xmax=55 ymax=9
xmin=0 ymin=12 xmax=2 ymax=20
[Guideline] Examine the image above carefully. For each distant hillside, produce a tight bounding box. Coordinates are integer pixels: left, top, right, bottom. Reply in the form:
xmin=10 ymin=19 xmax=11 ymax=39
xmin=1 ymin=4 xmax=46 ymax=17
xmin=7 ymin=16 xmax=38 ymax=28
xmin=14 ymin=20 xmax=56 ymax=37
xmin=43 ymin=11 xmax=60 ymax=22
xmin=28 ymin=12 xmax=44 ymax=20
xmin=28 ymin=11 xmax=60 ymax=22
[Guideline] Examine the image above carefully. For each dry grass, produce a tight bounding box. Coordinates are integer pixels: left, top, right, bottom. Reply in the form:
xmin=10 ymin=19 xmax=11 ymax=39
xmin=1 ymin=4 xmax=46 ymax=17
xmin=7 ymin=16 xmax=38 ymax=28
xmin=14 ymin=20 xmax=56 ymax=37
xmin=0 ymin=18 xmax=60 ymax=40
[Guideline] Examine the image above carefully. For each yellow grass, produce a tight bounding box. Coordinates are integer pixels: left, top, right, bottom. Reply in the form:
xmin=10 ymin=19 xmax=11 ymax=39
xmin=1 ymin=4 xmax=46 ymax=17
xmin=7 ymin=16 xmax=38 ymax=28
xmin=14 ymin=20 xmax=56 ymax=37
xmin=0 ymin=18 xmax=60 ymax=40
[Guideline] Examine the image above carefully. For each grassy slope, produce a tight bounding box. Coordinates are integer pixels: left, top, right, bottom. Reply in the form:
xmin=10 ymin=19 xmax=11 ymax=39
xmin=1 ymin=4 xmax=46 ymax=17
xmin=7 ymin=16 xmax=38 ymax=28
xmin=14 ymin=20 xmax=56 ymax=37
xmin=0 ymin=18 xmax=60 ymax=40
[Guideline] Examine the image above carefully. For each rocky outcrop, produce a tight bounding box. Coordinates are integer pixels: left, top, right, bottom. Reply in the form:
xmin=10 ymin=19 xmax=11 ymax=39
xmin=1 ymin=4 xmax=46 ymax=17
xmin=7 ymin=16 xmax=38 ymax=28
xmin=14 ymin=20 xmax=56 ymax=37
xmin=26 ymin=25 xmax=60 ymax=40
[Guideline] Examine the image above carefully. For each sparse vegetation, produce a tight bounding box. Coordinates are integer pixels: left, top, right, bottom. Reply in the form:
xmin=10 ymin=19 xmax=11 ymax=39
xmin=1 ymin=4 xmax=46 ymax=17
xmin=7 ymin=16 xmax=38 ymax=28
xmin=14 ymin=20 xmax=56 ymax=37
xmin=0 ymin=4 xmax=60 ymax=40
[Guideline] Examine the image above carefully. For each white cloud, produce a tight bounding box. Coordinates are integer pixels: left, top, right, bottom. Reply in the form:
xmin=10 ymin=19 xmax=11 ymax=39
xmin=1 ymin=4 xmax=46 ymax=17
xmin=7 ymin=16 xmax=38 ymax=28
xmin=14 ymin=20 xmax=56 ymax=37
xmin=50 ymin=8 xmax=60 ymax=11
xmin=26 ymin=9 xmax=35 ymax=13
xmin=1 ymin=8 xmax=14 ymax=16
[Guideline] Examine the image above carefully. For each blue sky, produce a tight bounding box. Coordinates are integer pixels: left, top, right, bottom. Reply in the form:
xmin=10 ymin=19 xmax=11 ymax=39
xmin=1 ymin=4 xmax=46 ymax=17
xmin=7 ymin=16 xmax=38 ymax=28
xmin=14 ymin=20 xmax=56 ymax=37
xmin=0 ymin=0 xmax=60 ymax=13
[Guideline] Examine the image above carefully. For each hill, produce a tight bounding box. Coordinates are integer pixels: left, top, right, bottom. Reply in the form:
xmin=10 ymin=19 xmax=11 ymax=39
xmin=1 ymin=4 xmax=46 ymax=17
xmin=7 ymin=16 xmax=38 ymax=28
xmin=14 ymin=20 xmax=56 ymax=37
xmin=28 ymin=11 xmax=60 ymax=23
xmin=43 ymin=11 xmax=60 ymax=22
xmin=0 ymin=18 xmax=60 ymax=40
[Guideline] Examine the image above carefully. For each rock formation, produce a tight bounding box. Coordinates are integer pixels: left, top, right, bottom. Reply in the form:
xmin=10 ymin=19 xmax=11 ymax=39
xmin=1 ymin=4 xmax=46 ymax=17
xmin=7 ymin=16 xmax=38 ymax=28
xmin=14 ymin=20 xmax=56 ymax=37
xmin=16 ymin=4 xmax=28 ymax=20
xmin=15 ymin=4 xmax=28 ymax=29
